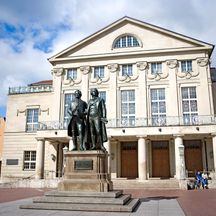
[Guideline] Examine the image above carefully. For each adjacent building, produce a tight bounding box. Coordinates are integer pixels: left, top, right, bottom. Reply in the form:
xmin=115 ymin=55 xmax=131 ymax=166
xmin=1 ymin=17 xmax=216 ymax=184
xmin=0 ymin=117 xmax=6 ymax=176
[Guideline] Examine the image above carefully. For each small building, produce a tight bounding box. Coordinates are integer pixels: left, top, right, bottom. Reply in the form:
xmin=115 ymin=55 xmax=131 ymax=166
xmin=1 ymin=17 xmax=216 ymax=186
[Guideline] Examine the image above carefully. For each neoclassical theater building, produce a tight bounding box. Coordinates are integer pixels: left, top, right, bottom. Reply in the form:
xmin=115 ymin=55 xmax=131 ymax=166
xmin=2 ymin=17 xmax=216 ymax=185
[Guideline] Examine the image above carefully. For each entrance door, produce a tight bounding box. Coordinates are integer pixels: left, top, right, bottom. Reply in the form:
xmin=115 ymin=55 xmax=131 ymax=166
xmin=184 ymin=140 xmax=203 ymax=177
xmin=152 ymin=141 xmax=170 ymax=178
xmin=121 ymin=142 xmax=138 ymax=178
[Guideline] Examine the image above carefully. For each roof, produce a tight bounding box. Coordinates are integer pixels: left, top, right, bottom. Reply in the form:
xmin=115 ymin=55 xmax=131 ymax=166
xmin=29 ymin=80 xmax=53 ymax=86
xmin=48 ymin=16 xmax=214 ymax=64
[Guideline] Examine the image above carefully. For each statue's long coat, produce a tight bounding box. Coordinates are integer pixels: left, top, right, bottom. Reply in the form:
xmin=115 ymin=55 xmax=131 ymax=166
xmin=67 ymin=99 xmax=87 ymax=137
xmin=85 ymin=97 xmax=108 ymax=146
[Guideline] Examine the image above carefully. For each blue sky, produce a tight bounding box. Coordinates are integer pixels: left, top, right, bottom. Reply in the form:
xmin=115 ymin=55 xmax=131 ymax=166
xmin=1 ymin=0 xmax=216 ymax=118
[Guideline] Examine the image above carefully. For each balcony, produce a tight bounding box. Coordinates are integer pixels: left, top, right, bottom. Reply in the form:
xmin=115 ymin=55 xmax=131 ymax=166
xmin=37 ymin=115 xmax=216 ymax=131
xmin=8 ymin=85 xmax=53 ymax=95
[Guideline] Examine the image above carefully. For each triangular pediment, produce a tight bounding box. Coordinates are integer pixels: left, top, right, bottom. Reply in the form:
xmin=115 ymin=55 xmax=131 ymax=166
xmin=49 ymin=16 xmax=214 ymax=63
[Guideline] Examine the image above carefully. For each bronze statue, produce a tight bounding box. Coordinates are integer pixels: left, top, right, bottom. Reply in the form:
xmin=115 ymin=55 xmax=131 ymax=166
xmin=67 ymin=90 xmax=88 ymax=151
xmin=86 ymin=88 xmax=108 ymax=151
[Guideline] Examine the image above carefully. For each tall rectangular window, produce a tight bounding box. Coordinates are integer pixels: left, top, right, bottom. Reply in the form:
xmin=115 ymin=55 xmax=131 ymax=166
xmin=181 ymin=60 xmax=192 ymax=72
xmin=94 ymin=66 xmax=105 ymax=78
xmin=23 ymin=151 xmax=36 ymax=170
xmin=67 ymin=68 xmax=77 ymax=80
xmin=121 ymin=90 xmax=135 ymax=126
xmin=99 ymin=91 xmax=106 ymax=103
xmin=26 ymin=109 xmax=39 ymax=131
xmin=151 ymin=62 xmax=162 ymax=74
xmin=64 ymin=93 xmax=75 ymax=122
xmin=121 ymin=64 xmax=133 ymax=76
xmin=182 ymin=87 xmax=198 ymax=124
xmin=151 ymin=88 xmax=166 ymax=126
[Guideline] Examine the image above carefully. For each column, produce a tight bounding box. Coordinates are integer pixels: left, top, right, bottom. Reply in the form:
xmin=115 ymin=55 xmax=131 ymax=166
xmin=138 ymin=136 xmax=147 ymax=180
xmin=174 ymin=135 xmax=186 ymax=179
xmin=35 ymin=138 xmax=45 ymax=179
xmin=104 ymin=138 xmax=111 ymax=174
xmin=212 ymin=135 xmax=216 ymax=172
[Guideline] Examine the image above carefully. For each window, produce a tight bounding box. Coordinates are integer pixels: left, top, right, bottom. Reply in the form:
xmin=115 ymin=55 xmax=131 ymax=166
xmin=26 ymin=109 xmax=39 ymax=131
xmin=114 ymin=35 xmax=140 ymax=48
xmin=121 ymin=64 xmax=133 ymax=76
xmin=94 ymin=66 xmax=105 ymax=78
xmin=67 ymin=68 xmax=77 ymax=80
xmin=99 ymin=91 xmax=106 ymax=103
xmin=182 ymin=87 xmax=198 ymax=124
xmin=121 ymin=90 xmax=135 ymax=126
xmin=181 ymin=60 xmax=192 ymax=72
xmin=151 ymin=89 xmax=166 ymax=126
xmin=64 ymin=93 xmax=75 ymax=122
xmin=151 ymin=62 xmax=162 ymax=74
xmin=23 ymin=151 xmax=36 ymax=170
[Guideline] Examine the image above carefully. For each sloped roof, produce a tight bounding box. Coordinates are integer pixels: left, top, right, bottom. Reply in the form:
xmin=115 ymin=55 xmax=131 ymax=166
xmin=29 ymin=80 xmax=53 ymax=86
xmin=48 ymin=16 xmax=214 ymax=64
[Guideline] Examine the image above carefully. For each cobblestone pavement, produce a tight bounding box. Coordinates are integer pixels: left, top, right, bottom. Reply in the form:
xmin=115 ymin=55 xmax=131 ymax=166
xmin=0 ymin=188 xmax=215 ymax=216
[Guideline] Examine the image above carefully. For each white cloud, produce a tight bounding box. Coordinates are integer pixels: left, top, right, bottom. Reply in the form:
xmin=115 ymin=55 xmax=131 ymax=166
xmin=0 ymin=0 xmax=216 ymax=109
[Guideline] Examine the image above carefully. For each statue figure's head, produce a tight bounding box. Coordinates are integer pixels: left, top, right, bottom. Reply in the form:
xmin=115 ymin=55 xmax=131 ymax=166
xmin=90 ymin=88 xmax=99 ymax=97
xmin=74 ymin=90 xmax=82 ymax=98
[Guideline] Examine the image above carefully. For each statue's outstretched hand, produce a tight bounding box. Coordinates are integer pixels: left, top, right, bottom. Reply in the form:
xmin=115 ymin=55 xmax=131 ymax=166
xmin=101 ymin=118 xmax=108 ymax=124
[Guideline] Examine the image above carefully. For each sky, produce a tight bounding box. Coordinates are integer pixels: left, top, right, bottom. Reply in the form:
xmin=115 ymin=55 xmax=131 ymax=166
xmin=0 ymin=0 xmax=216 ymax=117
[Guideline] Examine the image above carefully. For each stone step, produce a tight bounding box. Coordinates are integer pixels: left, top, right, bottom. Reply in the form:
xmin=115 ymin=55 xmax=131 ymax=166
xmin=33 ymin=194 xmax=131 ymax=205
xmin=20 ymin=198 xmax=140 ymax=212
xmin=112 ymin=179 xmax=180 ymax=189
xmin=45 ymin=190 xmax=123 ymax=198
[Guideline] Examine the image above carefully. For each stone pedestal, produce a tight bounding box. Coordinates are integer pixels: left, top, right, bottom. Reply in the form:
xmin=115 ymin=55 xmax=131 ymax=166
xmin=58 ymin=150 xmax=113 ymax=192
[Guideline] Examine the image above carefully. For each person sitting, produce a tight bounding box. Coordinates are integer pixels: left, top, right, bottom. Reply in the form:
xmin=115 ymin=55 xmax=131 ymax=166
xmin=195 ymin=171 xmax=202 ymax=189
xmin=201 ymin=172 xmax=209 ymax=189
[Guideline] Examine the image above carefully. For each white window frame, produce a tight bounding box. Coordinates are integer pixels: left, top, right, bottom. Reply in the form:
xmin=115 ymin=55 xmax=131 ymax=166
xmin=114 ymin=35 xmax=140 ymax=48
xmin=98 ymin=91 xmax=106 ymax=103
xmin=23 ymin=151 xmax=36 ymax=170
xmin=121 ymin=90 xmax=135 ymax=126
xmin=151 ymin=62 xmax=162 ymax=75
xmin=121 ymin=64 xmax=133 ymax=76
xmin=94 ymin=66 xmax=105 ymax=78
xmin=26 ymin=108 xmax=39 ymax=132
xmin=67 ymin=68 xmax=77 ymax=80
xmin=64 ymin=93 xmax=75 ymax=122
xmin=181 ymin=60 xmax=192 ymax=73
xmin=150 ymin=88 xmax=166 ymax=126
xmin=182 ymin=87 xmax=198 ymax=124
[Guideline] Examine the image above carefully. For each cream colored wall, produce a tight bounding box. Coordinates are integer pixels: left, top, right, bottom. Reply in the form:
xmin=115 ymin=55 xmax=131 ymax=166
xmin=2 ymin=91 xmax=54 ymax=180
xmin=6 ymin=92 xmax=53 ymax=132
xmin=44 ymin=141 xmax=58 ymax=179
xmin=1 ymin=132 xmax=37 ymax=179
xmin=0 ymin=118 xmax=5 ymax=160
xmin=55 ymin=54 xmax=212 ymax=123
xmin=66 ymin=23 xmax=196 ymax=57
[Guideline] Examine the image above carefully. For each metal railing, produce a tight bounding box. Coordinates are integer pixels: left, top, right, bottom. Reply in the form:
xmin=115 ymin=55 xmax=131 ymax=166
xmin=8 ymin=85 xmax=53 ymax=95
xmin=37 ymin=115 xmax=216 ymax=131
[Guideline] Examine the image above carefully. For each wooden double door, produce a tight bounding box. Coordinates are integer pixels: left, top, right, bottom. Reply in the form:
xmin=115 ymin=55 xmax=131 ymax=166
xmin=121 ymin=142 xmax=138 ymax=178
xmin=184 ymin=140 xmax=203 ymax=177
xmin=152 ymin=141 xmax=170 ymax=178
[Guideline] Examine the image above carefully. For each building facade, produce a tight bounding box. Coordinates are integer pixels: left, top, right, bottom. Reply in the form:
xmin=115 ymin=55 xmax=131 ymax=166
xmin=0 ymin=117 xmax=6 ymax=176
xmin=2 ymin=17 xmax=216 ymax=184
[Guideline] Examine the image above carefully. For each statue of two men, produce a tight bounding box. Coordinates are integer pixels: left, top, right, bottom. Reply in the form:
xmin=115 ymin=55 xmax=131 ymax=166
xmin=67 ymin=90 xmax=87 ymax=151
xmin=67 ymin=88 xmax=108 ymax=151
